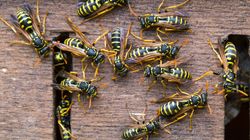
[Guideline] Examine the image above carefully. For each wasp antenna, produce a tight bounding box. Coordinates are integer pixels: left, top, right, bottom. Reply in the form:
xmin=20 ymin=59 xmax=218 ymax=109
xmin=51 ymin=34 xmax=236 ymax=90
xmin=180 ymin=39 xmax=189 ymax=48
xmin=88 ymin=97 xmax=92 ymax=109
xmin=205 ymin=81 xmax=209 ymax=92
xmin=128 ymin=1 xmax=138 ymax=17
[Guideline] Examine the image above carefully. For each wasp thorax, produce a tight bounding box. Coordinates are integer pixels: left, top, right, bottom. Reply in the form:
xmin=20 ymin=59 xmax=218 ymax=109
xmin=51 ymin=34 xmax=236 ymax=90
xmin=158 ymin=44 xmax=170 ymax=54
xmin=190 ymin=96 xmax=200 ymax=106
xmin=146 ymin=121 xmax=160 ymax=133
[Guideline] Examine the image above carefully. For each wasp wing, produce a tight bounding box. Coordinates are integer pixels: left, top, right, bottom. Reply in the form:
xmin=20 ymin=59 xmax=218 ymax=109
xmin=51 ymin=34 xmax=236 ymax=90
xmin=217 ymin=38 xmax=228 ymax=72
xmin=52 ymin=83 xmax=82 ymax=92
xmin=66 ymin=17 xmax=93 ymax=48
xmin=125 ymin=52 xmax=162 ymax=64
xmin=159 ymin=56 xmax=190 ymax=67
xmin=55 ymin=42 xmax=87 ymax=57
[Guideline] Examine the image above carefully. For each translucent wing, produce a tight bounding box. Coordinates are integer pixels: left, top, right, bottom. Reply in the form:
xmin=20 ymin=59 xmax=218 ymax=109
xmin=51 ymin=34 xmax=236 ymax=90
xmin=159 ymin=56 xmax=190 ymax=67
xmin=66 ymin=17 xmax=93 ymax=48
xmin=54 ymin=42 xmax=87 ymax=57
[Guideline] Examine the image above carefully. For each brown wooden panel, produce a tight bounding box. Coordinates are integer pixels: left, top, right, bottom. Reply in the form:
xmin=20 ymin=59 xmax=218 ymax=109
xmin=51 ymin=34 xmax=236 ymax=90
xmin=0 ymin=0 xmax=250 ymax=139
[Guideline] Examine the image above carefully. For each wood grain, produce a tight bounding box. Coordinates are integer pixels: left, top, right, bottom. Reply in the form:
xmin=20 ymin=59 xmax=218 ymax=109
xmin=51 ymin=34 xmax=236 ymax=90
xmin=0 ymin=0 xmax=250 ymax=139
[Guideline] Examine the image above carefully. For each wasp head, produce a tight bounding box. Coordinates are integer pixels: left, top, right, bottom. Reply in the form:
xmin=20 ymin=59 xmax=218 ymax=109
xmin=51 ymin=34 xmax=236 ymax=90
xmin=170 ymin=45 xmax=180 ymax=58
xmin=223 ymin=70 xmax=236 ymax=82
xmin=93 ymin=53 xmax=105 ymax=65
xmin=144 ymin=65 xmax=152 ymax=77
xmin=87 ymin=85 xmax=98 ymax=98
xmin=200 ymin=92 xmax=208 ymax=106
xmin=54 ymin=51 xmax=67 ymax=64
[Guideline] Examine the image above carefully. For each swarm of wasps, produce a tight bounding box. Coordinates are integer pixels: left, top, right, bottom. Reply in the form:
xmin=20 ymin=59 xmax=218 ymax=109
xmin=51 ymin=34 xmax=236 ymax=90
xmin=0 ymin=0 xmax=248 ymax=140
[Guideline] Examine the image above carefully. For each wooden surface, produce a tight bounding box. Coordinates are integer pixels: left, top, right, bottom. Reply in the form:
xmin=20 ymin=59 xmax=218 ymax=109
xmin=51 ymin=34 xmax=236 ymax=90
xmin=0 ymin=0 xmax=250 ymax=139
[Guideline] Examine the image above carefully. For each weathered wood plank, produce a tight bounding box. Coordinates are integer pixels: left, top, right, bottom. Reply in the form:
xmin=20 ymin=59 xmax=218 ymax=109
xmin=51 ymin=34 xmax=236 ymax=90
xmin=0 ymin=0 xmax=249 ymax=139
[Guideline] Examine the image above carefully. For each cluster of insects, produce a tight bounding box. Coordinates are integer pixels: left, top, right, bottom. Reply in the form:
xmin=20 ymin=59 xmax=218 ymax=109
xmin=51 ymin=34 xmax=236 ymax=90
xmin=0 ymin=0 xmax=248 ymax=140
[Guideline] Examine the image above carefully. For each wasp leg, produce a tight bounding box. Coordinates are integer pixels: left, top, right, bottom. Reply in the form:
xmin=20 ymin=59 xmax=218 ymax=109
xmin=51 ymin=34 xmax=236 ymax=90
xmin=33 ymin=56 xmax=42 ymax=67
xmin=156 ymin=28 xmax=163 ymax=42
xmin=100 ymin=48 xmax=116 ymax=54
xmin=88 ymin=97 xmax=93 ymax=109
xmin=237 ymin=90 xmax=248 ymax=97
xmin=167 ymin=79 xmax=182 ymax=84
xmin=0 ymin=16 xmax=17 ymax=33
xmin=164 ymin=113 xmax=188 ymax=127
xmin=112 ymin=75 xmax=117 ymax=81
xmin=162 ymin=128 xmax=171 ymax=134
xmin=189 ymin=109 xmax=194 ymax=130
xmin=41 ymin=9 xmax=48 ymax=36
xmin=81 ymin=60 xmax=87 ymax=80
xmin=58 ymin=120 xmax=77 ymax=139
xmin=77 ymin=93 xmax=86 ymax=113
xmin=157 ymin=28 xmax=169 ymax=36
xmin=176 ymin=86 xmax=202 ymax=97
xmin=125 ymin=43 xmax=132 ymax=60
xmin=151 ymin=93 xmax=179 ymax=103
xmin=193 ymin=71 xmax=215 ymax=82
xmin=61 ymin=101 xmax=73 ymax=116
xmin=81 ymin=58 xmax=87 ymax=79
xmin=81 ymin=6 xmax=115 ymax=23
xmin=92 ymin=64 xmax=99 ymax=79
xmin=139 ymin=29 xmax=145 ymax=41
xmin=163 ymin=0 xmax=190 ymax=12
xmin=157 ymin=0 xmax=165 ymax=13
xmin=208 ymin=39 xmax=223 ymax=65
xmin=160 ymin=79 xmax=167 ymax=89
xmin=131 ymin=32 xmax=156 ymax=43
xmin=147 ymin=80 xmax=157 ymax=91
xmin=92 ymin=30 xmax=109 ymax=46
xmin=217 ymin=89 xmax=225 ymax=95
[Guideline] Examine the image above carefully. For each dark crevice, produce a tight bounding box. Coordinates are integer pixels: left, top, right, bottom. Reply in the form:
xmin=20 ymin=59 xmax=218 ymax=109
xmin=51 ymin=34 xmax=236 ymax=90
xmin=224 ymin=34 xmax=250 ymax=140
xmin=52 ymin=32 xmax=73 ymax=140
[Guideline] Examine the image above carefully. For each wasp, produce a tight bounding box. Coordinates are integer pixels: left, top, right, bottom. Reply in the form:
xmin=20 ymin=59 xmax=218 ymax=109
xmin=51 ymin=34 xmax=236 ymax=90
xmin=77 ymin=0 xmax=128 ymax=22
xmin=125 ymin=41 xmax=182 ymax=65
xmin=143 ymin=56 xmax=192 ymax=91
xmin=104 ymin=24 xmax=133 ymax=79
xmin=196 ymin=39 xmax=248 ymax=97
xmin=122 ymin=120 xmax=162 ymax=140
xmin=56 ymin=95 xmax=77 ymax=140
xmin=128 ymin=0 xmax=190 ymax=39
xmin=122 ymin=103 xmax=170 ymax=140
xmin=0 ymin=0 xmax=52 ymax=58
xmin=53 ymin=17 xmax=114 ymax=78
xmin=153 ymin=82 xmax=211 ymax=130
xmin=53 ymin=70 xmax=99 ymax=109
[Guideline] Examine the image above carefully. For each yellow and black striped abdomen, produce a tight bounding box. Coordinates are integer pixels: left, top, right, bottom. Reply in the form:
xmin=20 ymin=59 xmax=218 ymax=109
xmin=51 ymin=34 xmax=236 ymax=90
xmin=17 ymin=9 xmax=33 ymax=33
xmin=169 ymin=67 xmax=192 ymax=80
xmin=64 ymin=38 xmax=85 ymax=49
xmin=111 ymin=28 xmax=121 ymax=52
xmin=161 ymin=16 xmax=187 ymax=25
xmin=29 ymin=31 xmax=50 ymax=57
xmin=224 ymin=42 xmax=237 ymax=69
xmin=129 ymin=47 xmax=156 ymax=58
xmin=159 ymin=101 xmax=184 ymax=117
xmin=122 ymin=128 xmax=143 ymax=139
xmin=77 ymin=0 xmax=103 ymax=17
